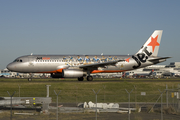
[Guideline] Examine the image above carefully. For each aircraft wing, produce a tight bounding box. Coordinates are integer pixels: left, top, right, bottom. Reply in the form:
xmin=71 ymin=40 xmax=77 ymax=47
xmin=79 ymin=60 xmax=124 ymax=69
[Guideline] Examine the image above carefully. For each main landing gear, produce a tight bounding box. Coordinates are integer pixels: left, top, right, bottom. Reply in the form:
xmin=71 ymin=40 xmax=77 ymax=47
xmin=86 ymin=71 xmax=93 ymax=81
xmin=87 ymin=76 xmax=93 ymax=81
xmin=77 ymin=76 xmax=93 ymax=81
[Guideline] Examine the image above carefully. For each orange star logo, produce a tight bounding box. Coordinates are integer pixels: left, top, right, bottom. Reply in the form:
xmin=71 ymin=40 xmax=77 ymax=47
xmin=147 ymin=35 xmax=159 ymax=52
xmin=125 ymin=57 xmax=130 ymax=62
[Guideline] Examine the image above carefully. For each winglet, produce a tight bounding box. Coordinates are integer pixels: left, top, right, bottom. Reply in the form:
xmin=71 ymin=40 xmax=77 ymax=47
xmin=136 ymin=30 xmax=163 ymax=56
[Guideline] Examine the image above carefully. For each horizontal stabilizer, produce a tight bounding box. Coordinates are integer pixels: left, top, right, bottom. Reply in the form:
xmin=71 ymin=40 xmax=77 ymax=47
xmin=148 ymin=57 xmax=171 ymax=62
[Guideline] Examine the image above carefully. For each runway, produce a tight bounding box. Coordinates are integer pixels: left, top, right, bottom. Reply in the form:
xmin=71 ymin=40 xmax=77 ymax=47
xmin=0 ymin=78 xmax=180 ymax=83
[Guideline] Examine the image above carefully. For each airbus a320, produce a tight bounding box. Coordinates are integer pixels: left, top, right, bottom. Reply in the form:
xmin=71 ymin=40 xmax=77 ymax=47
xmin=7 ymin=30 xmax=170 ymax=81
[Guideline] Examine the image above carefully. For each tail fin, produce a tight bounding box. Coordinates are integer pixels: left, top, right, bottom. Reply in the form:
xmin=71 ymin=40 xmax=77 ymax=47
xmin=136 ymin=30 xmax=163 ymax=56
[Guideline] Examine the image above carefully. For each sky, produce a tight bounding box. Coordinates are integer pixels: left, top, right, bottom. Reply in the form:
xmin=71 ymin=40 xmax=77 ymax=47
xmin=0 ymin=0 xmax=180 ymax=69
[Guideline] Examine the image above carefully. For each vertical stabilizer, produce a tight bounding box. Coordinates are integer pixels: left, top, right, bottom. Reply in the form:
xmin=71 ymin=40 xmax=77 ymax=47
xmin=136 ymin=30 xmax=163 ymax=56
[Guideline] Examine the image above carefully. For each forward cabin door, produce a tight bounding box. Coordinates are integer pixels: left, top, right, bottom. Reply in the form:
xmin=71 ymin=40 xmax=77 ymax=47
xmin=28 ymin=56 xmax=35 ymax=72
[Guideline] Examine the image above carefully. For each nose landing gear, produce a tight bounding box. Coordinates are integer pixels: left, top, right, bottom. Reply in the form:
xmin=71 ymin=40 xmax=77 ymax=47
xmin=28 ymin=73 xmax=33 ymax=82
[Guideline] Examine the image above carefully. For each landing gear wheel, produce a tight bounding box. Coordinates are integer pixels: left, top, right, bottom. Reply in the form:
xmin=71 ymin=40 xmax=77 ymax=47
xmin=78 ymin=77 xmax=84 ymax=81
xmin=28 ymin=78 xmax=32 ymax=82
xmin=87 ymin=76 xmax=93 ymax=81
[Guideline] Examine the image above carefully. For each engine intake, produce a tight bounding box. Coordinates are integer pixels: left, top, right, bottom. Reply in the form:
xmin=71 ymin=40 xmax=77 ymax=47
xmin=62 ymin=69 xmax=85 ymax=78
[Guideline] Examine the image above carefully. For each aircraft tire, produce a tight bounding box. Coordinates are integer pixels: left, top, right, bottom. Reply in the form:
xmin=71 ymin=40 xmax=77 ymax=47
xmin=87 ymin=76 xmax=93 ymax=81
xmin=78 ymin=77 xmax=84 ymax=81
xmin=28 ymin=78 xmax=32 ymax=82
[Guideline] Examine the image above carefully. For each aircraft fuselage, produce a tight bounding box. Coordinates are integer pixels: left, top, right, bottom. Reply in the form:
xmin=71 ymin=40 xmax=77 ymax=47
xmin=7 ymin=54 xmax=162 ymax=73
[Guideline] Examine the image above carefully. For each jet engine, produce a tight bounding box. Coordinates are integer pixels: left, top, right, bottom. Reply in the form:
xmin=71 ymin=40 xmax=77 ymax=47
xmin=62 ymin=69 xmax=85 ymax=78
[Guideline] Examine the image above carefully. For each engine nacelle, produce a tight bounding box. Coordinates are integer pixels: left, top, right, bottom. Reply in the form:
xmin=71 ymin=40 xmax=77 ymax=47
xmin=51 ymin=73 xmax=63 ymax=78
xmin=62 ymin=69 xmax=85 ymax=78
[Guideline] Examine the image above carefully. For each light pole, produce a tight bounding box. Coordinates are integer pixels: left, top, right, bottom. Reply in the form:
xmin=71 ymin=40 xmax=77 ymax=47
xmin=46 ymin=85 xmax=51 ymax=97
xmin=103 ymin=85 xmax=106 ymax=102
xmin=125 ymin=89 xmax=133 ymax=120
xmin=166 ymin=84 xmax=168 ymax=107
xmin=18 ymin=84 xmax=20 ymax=97
xmin=7 ymin=91 xmax=16 ymax=120
xmin=75 ymin=85 xmax=78 ymax=104
xmin=158 ymin=89 xmax=165 ymax=120
xmin=92 ymin=89 xmax=101 ymax=120
xmin=134 ymin=85 xmax=137 ymax=108
xmin=54 ymin=90 xmax=61 ymax=120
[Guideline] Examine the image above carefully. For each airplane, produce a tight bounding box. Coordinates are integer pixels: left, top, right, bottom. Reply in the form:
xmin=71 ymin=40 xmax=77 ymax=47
xmin=7 ymin=30 xmax=170 ymax=81
xmin=161 ymin=71 xmax=175 ymax=77
xmin=132 ymin=70 xmax=154 ymax=78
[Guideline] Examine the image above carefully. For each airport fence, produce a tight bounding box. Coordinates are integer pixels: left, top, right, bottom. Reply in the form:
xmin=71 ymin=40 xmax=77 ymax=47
xmin=1 ymin=92 xmax=180 ymax=120
xmin=1 ymin=82 xmax=180 ymax=120
xmin=1 ymin=87 xmax=180 ymax=107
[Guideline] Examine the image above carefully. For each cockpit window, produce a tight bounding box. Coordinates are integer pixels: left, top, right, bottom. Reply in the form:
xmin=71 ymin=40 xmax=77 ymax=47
xmin=13 ymin=59 xmax=17 ymax=62
xmin=13 ymin=59 xmax=23 ymax=62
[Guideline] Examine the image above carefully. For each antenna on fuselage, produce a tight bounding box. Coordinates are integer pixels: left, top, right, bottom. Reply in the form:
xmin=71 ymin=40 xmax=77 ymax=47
xmin=101 ymin=53 xmax=103 ymax=56
xmin=31 ymin=53 xmax=33 ymax=55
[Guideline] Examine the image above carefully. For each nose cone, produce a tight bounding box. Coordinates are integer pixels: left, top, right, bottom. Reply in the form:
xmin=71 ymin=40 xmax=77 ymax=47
xmin=7 ymin=63 xmax=15 ymax=71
